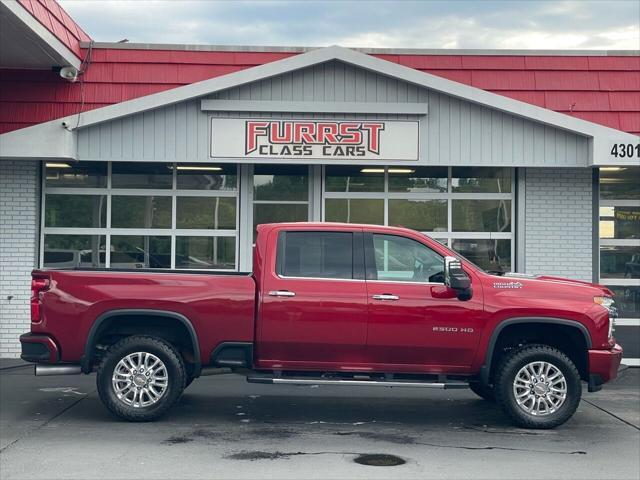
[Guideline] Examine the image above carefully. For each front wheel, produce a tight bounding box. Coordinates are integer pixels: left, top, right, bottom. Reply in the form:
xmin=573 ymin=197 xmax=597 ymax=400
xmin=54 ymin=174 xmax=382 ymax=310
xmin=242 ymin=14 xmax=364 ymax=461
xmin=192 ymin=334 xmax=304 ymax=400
xmin=494 ymin=344 xmax=582 ymax=429
xmin=97 ymin=335 xmax=186 ymax=422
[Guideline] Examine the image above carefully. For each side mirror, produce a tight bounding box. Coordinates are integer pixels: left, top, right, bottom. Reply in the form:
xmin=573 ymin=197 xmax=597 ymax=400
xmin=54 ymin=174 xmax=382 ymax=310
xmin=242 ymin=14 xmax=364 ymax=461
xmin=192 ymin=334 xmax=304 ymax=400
xmin=444 ymin=256 xmax=472 ymax=301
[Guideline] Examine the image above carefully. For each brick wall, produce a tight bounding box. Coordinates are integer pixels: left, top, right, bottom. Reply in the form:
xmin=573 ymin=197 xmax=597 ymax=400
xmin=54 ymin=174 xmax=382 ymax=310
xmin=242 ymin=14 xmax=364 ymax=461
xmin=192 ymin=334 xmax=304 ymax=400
xmin=524 ymin=168 xmax=593 ymax=282
xmin=0 ymin=161 xmax=39 ymax=358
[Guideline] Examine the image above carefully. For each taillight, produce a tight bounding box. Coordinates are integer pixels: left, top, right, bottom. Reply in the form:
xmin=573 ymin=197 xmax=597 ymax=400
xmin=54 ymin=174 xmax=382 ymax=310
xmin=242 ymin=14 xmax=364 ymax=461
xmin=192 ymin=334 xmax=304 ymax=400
xmin=30 ymin=275 xmax=50 ymax=323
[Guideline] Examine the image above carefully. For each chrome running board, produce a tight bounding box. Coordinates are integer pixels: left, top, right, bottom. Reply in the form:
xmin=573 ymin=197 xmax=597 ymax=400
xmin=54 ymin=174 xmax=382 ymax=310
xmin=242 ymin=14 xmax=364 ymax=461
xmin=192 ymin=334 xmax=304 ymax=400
xmin=247 ymin=376 xmax=468 ymax=389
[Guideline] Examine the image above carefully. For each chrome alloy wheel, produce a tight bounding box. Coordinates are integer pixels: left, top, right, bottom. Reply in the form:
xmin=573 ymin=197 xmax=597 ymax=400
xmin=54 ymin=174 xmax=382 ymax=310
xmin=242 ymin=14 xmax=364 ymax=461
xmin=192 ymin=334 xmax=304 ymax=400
xmin=512 ymin=361 xmax=567 ymax=416
xmin=112 ymin=352 xmax=168 ymax=408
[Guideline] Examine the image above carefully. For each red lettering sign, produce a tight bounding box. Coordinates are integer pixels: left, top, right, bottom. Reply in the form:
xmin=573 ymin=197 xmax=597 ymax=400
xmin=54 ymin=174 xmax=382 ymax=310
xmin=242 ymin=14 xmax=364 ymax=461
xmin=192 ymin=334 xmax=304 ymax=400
xmin=245 ymin=120 xmax=385 ymax=155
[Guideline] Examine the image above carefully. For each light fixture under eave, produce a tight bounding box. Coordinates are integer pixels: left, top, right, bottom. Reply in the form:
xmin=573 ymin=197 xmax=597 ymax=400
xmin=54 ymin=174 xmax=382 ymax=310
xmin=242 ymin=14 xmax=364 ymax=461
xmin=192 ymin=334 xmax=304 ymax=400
xmin=600 ymin=167 xmax=626 ymax=172
xmin=45 ymin=162 xmax=71 ymax=169
xmin=175 ymin=166 xmax=223 ymax=172
xmin=360 ymin=168 xmax=416 ymax=174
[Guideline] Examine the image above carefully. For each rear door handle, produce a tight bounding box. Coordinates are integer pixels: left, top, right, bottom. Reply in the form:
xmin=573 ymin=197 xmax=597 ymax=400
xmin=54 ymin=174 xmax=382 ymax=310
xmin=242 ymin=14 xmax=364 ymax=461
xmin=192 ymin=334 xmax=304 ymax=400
xmin=268 ymin=290 xmax=296 ymax=297
xmin=372 ymin=294 xmax=399 ymax=301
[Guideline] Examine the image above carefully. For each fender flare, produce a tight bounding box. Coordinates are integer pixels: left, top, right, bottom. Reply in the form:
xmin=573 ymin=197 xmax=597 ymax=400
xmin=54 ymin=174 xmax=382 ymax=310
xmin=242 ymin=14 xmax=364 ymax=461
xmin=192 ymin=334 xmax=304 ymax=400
xmin=81 ymin=309 xmax=201 ymax=377
xmin=479 ymin=317 xmax=592 ymax=385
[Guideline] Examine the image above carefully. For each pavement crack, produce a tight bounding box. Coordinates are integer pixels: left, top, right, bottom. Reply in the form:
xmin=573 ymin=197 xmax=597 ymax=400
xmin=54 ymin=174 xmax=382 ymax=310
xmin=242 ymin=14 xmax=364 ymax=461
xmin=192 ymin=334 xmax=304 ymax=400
xmin=581 ymin=398 xmax=640 ymax=431
xmin=334 ymin=431 xmax=584 ymax=455
xmin=463 ymin=425 xmax=549 ymax=436
xmin=225 ymin=450 xmax=361 ymax=461
xmin=414 ymin=441 xmax=586 ymax=455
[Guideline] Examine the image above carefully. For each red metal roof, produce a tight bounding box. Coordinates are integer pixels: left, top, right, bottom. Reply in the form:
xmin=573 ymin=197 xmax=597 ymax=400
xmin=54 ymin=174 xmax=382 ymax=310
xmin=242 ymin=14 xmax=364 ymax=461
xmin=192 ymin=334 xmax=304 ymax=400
xmin=17 ymin=0 xmax=92 ymax=58
xmin=1 ymin=47 xmax=638 ymax=136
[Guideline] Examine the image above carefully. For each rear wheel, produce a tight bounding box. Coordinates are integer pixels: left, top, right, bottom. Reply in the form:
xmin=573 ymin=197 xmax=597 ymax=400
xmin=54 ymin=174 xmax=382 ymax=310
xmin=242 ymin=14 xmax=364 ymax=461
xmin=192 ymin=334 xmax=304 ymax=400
xmin=494 ymin=344 xmax=581 ymax=429
xmin=97 ymin=335 xmax=186 ymax=422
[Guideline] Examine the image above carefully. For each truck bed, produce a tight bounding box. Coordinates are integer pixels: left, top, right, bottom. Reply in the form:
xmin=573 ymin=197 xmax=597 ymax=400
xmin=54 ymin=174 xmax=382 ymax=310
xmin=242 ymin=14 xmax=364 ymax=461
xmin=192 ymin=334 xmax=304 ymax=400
xmin=33 ymin=269 xmax=257 ymax=365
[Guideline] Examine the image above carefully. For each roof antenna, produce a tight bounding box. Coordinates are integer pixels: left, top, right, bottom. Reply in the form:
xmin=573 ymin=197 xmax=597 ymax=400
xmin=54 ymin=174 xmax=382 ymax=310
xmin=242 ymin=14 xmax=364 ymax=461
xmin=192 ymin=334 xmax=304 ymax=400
xmin=117 ymin=38 xmax=129 ymax=43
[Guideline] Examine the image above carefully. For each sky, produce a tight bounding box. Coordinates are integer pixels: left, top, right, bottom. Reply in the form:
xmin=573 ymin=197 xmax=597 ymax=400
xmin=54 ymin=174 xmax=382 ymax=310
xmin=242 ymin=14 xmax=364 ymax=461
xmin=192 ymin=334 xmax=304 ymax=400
xmin=59 ymin=0 xmax=640 ymax=50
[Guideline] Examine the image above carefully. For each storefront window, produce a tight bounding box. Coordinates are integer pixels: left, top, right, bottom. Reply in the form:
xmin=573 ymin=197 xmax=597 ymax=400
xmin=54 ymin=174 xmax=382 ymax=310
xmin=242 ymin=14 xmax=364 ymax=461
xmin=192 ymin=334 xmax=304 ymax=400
xmin=253 ymin=204 xmax=309 ymax=228
xmin=45 ymin=161 xmax=107 ymax=188
xmin=252 ymin=165 xmax=309 ymax=235
xmin=452 ymin=200 xmax=511 ymax=232
xmin=452 ymin=239 xmax=511 ymax=273
xmin=175 ymin=236 xmax=236 ymax=270
xmin=176 ymin=164 xmax=237 ymax=191
xmin=606 ymin=286 xmax=640 ymax=318
xmin=388 ymin=167 xmax=447 ymax=193
xmin=110 ymin=236 xmax=171 ymax=269
xmin=599 ymin=166 xmax=640 ymax=319
xmin=388 ymin=199 xmax=447 ymax=231
xmin=43 ymin=234 xmax=105 ymax=268
xmin=112 ymin=162 xmax=173 ymax=189
xmin=253 ymin=165 xmax=308 ymax=201
xmin=323 ymin=166 xmax=514 ymax=271
xmin=325 ymin=199 xmax=384 ymax=224
xmin=600 ymin=167 xmax=640 ymax=200
xmin=600 ymin=246 xmax=640 ymax=279
xmin=112 ymin=196 xmax=172 ymax=229
xmin=599 ymin=206 xmax=640 ymax=240
xmin=45 ymin=194 xmax=106 ymax=228
xmin=41 ymin=162 xmax=239 ymax=270
xmin=176 ymin=197 xmax=236 ymax=230
xmin=452 ymin=167 xmax=511 ymax=193
xmin=325 ymin=165 xmax=384 ymax=192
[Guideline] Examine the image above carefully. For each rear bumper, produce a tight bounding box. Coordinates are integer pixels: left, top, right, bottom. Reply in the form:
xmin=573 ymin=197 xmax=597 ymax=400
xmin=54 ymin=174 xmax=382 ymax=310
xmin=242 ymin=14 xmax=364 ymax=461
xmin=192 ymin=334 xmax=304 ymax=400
xmin=588 ymin=344 xmax=623 ymax=392
xmin=20 ymin=333 xmax=60 ymax=363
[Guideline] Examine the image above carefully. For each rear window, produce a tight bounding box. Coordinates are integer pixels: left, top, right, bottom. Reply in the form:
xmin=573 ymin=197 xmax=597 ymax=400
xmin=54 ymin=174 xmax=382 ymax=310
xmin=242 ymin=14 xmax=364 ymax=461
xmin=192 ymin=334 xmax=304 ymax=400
xmin=277 ymin=231 xmax=354 ymax=280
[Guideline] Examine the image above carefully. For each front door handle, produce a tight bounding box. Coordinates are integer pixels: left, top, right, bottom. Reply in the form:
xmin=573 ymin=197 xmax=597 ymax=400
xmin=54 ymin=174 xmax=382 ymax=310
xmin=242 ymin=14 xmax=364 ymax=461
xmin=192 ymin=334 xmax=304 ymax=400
xmin=372 ymin=294 xmax=399 ymax=301
xmin=268 ymin=290 xmax=296 ymax=297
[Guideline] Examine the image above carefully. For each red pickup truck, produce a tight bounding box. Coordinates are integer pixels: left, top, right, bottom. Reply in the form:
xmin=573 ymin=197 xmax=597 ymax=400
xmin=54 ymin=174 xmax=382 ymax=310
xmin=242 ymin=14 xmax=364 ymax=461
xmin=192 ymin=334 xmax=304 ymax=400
xmin=20 ymin=222 xmax=622 ymax=428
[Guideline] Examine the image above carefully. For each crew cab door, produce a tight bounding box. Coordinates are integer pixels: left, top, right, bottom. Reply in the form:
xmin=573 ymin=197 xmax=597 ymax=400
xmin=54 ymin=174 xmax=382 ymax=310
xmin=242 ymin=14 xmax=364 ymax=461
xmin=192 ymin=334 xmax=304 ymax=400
xmin=364 ymin=232 xmax=485 ymax=372
xmin=256 ymin=228 xmax=368 ymax=370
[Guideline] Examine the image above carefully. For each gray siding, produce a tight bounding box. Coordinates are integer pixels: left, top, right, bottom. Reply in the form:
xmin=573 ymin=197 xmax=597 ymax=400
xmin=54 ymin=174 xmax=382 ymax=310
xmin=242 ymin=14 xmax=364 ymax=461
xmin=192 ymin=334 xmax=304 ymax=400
xmin=78 ymin=61 xmax=589 ymax=167
xmin=523 ymin=168 xmax=593 ymax=281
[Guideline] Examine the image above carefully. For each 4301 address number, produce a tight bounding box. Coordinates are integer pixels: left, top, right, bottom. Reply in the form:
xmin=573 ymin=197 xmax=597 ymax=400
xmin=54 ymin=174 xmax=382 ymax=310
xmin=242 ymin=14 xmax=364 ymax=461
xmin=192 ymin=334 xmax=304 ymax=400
xmin=610 ymin=143 xmax=640 ymax=158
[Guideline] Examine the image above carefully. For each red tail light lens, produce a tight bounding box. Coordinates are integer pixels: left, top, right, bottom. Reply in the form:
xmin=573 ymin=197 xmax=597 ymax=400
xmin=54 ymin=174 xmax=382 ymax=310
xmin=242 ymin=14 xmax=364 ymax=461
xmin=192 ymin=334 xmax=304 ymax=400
xmin=30 ymin=275 xmax=50 ymax=323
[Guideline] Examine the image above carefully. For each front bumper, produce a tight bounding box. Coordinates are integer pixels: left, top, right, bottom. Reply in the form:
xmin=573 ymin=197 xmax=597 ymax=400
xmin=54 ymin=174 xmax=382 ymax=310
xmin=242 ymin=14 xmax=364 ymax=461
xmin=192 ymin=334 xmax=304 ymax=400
xmin=20 ymin=333 xmax=60 ymax=363
xmin=587 ymin=343 xmax=623 ymax=392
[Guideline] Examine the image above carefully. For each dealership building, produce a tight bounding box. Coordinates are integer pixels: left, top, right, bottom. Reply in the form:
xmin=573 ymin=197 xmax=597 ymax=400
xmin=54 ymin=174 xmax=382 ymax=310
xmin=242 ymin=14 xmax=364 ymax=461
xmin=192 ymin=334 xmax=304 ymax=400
xmin=0 ymin=0 xmax=638 ymax=363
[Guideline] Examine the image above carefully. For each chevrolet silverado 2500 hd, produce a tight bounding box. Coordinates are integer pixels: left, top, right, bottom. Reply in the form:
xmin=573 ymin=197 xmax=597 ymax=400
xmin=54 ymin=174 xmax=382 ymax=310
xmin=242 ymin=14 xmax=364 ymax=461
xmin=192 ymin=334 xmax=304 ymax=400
xmin=20 ymin=222 xmax=622 ymax=428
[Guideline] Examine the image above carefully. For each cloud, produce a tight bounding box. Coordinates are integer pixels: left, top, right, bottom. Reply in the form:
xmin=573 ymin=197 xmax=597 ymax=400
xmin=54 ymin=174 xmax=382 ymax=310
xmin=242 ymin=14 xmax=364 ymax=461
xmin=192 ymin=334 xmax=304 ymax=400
xmin=59 ymin=0 xmax=640 ymax=49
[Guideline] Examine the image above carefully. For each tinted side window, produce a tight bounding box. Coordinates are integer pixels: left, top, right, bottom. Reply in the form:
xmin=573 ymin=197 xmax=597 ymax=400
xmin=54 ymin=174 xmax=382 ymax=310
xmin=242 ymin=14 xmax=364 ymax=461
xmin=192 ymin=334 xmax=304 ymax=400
xmin=279 ymin=232 xmax=354 ymax=279
xmin=370 ymin=234 xmax=444 ymax=283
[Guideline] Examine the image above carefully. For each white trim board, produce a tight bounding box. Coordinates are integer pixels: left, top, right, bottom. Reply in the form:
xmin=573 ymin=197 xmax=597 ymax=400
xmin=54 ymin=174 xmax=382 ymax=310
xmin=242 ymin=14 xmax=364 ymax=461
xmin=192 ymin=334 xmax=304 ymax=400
xmin=201 ymin=100 xmax=428 ymax=115
xmin=79 ymin=41 xmax=640 ymax=56
xmin=1 ymin=45 xmax=637 ymax=164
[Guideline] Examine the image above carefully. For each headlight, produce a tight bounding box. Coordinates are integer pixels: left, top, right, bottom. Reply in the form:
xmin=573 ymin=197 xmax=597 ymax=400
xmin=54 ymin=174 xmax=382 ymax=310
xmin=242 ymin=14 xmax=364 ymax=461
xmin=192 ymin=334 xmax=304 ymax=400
xmin=594 ymin=296 xmax=617 ymax=338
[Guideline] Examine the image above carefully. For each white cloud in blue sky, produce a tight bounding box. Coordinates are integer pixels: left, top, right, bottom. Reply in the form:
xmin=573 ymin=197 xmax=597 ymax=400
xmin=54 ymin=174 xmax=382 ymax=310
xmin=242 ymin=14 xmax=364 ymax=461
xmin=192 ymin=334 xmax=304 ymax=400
xmin=60 ymin=0 xmax=640 ymax=49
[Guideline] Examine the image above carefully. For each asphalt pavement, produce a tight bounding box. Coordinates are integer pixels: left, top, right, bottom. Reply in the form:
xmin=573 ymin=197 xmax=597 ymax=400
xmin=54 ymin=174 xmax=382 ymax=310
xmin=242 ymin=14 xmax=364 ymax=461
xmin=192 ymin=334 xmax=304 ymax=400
xmin=0 ymin=360 xmax=639 ymax=480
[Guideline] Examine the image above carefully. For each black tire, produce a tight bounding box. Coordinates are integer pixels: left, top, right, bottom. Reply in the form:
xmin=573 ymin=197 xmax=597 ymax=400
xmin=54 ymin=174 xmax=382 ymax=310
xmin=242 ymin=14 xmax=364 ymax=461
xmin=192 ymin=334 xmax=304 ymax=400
xmin=494 ymin=344 xmax=582 ymax=429
xmin=97 ymin=335 xmax=186 ymax=422
xmin=469 ymin=381 xmax=495 ymax=402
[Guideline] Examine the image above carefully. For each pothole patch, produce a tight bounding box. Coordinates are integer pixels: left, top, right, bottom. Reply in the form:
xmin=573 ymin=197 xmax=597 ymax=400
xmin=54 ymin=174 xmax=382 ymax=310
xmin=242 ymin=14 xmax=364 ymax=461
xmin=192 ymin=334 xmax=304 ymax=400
xmin=353 ymin=454 xmax=406 ymax=467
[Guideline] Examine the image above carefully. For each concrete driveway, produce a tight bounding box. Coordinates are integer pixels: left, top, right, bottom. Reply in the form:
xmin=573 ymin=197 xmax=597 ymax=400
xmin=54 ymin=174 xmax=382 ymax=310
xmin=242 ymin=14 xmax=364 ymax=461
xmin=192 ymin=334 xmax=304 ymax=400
xmin=1 ymin=361 xmax=638 ymax=479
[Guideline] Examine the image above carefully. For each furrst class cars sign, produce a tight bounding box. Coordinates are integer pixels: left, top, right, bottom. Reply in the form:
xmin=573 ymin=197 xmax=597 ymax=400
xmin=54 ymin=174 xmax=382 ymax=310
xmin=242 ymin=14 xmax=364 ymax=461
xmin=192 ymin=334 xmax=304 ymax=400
xmin=210 ymin=119 xmax=419 ymax=161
